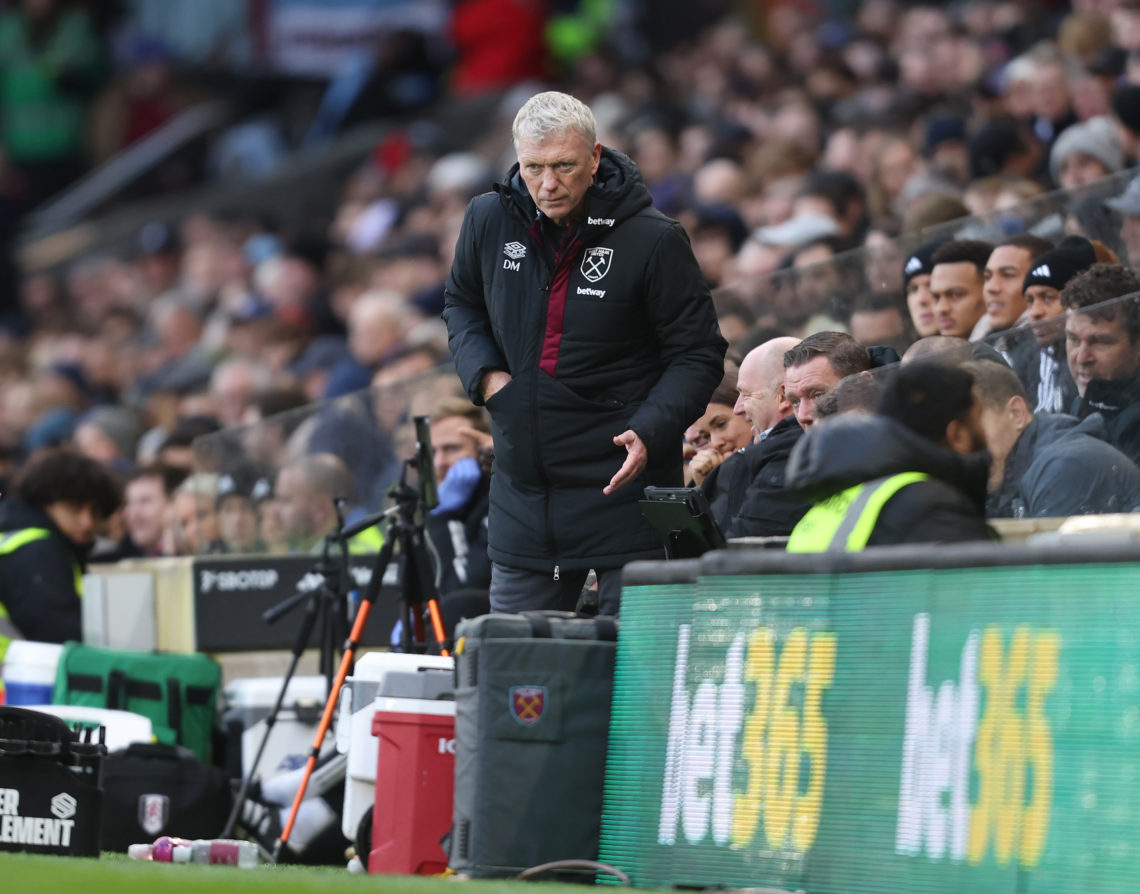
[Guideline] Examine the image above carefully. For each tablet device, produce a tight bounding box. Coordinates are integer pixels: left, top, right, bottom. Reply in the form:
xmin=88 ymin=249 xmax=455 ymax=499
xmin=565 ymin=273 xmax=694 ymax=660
xmin=640 ymin=486 xmax=727 ymax=559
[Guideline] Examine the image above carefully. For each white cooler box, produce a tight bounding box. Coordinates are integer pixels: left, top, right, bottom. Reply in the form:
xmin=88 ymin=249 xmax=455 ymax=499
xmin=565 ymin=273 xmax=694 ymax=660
xmin=336 ymin=652 xmax=454 ymax=841
xmin=28 ymin=705 xmax=154 ymax=752
xmin=222 ymin=674 xmax=332 ymax=779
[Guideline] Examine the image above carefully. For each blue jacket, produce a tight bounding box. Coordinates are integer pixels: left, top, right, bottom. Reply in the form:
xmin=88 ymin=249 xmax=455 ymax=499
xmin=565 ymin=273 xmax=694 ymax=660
xmin=988 ymin=412 xmax=1140 ymax=518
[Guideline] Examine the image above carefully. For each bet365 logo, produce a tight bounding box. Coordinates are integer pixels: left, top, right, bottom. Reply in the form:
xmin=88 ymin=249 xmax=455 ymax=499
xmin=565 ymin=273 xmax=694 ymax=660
xmin=657 ymin=624 xmax=836 ymax=853
xmin=895 ymin=613 xmax=1060 ymax=868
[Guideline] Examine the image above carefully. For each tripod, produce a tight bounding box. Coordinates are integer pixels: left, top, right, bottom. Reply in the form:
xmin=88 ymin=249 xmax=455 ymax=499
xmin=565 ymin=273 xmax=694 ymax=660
xmin=274 ymin=454 xmax=449 ymax=860
xmin=221 ymin=505 xmax=354 ymax=841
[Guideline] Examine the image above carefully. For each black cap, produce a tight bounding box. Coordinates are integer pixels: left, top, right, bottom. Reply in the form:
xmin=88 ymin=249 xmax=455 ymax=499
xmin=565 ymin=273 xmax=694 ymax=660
xmin=1022 ymin=236 xmax=1098 ymax=294
xmin=970 ymin=117 xmax=1024 ymax=179
xmin=902 ymin=239 xmax=948 ymax=287
xmin=1112 ymin=84 xmax=1140 ymax=138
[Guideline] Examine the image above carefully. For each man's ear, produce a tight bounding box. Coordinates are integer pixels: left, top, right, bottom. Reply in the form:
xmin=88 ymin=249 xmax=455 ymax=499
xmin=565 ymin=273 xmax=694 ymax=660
xmin=1008 ymin=395 xmax=1031 ymax=432
xmin=943 ymin=417 xmax=971 ymax=454
xmin=776 ymin=383 xmax=791 ymax=415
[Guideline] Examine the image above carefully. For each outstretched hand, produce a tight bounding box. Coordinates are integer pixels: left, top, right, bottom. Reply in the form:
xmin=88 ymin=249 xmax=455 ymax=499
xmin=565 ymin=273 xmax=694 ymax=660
xmin=604 ymin=430 xmax=648 ymax=495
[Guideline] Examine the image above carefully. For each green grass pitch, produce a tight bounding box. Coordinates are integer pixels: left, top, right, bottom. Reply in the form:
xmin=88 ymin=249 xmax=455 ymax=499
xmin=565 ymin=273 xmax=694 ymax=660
xmin=0 ymin=852 xmax=605 ymax=894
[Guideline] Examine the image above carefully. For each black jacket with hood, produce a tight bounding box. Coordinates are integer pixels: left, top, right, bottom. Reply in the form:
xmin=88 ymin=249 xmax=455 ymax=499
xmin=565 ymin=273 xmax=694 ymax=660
xmin=702 ymin=415 xmax=809 ymax=538
xmin=785 ymin=414 xmax=993 ymax=547
xmin=443 ymin=147 xmax=726 ymax=573
xmin=1072 ymin=370 xmax=1140 ymax=467
xmin=0 ymin=497 xmax=86 ymax=643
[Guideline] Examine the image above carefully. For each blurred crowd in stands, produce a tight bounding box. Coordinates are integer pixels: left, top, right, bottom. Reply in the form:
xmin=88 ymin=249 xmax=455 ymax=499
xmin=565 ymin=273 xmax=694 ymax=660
xmin=4 ymin=0 xmax=1140 ymax=569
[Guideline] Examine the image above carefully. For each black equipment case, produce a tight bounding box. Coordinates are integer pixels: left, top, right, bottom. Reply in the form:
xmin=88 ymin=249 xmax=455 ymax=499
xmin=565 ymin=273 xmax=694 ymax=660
xmin=0 ymin=706 xmax=106 ymax=857
xmin=448 ymin=611 xmax=617 ymax=878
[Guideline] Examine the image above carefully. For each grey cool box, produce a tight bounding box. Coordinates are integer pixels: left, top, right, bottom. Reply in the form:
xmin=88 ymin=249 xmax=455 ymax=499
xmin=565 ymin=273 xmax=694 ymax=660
xmin=449 ymin=611 xmax=617 ymax=879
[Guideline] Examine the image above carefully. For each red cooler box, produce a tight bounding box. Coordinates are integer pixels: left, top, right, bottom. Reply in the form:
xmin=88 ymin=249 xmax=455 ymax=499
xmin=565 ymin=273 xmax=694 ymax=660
xmin=369 ymin=701 xmax=455 ymax=875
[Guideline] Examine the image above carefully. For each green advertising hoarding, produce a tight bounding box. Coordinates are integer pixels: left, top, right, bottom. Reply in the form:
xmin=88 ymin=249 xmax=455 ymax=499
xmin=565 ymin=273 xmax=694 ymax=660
xmin=600 ymin=550 xmax=1140 ymax=893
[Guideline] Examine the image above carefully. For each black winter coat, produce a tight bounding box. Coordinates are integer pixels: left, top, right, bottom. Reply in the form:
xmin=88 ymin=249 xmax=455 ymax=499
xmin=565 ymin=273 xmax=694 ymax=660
xmin=785 ymin=415 xmax=993 ymax=547
xmin=443 ymin=147 xmax=726 ymax=573
xmin=1072 ymin=370 xmax=1140 ymax=467
xmin=701 ymin=415 xmax=809 ymax=538
xmin=0 ymin=498 xmax=86 ymax=642
xmin=987 ymin=413 xmax=1140 ymax=518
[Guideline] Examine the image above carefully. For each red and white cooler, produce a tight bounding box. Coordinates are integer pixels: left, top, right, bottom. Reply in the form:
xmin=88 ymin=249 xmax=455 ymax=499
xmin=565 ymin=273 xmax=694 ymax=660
xmin=369 ymin=699 xmax=455 ymax=875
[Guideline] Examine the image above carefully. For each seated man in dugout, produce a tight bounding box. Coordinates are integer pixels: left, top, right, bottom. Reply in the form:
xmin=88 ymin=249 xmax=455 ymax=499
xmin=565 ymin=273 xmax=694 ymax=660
xmin=965 ymin=359 xmax=1140 ymax=518
xmin=1061 ymin=264 xmax=1140 ymax=465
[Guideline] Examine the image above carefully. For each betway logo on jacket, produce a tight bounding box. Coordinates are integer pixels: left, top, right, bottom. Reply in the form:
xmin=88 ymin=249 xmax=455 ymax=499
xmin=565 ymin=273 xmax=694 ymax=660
xmin=588 ymin=216 xmax=615 ymax=226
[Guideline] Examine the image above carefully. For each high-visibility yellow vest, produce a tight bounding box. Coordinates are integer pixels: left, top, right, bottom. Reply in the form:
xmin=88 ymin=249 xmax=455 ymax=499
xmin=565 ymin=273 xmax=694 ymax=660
xmin=786 ymin=473 xmax=930 ymax=553
xmin=0 ymin=527 xmax=81 ymax=662
xmin=347 ymin=525 xmax=385 ymax=554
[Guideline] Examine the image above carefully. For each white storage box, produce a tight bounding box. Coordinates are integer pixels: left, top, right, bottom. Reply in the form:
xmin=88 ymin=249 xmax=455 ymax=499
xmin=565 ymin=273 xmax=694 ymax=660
xmin=222 ymin=674 xmax=331 ymax=778
xmin=27 ymin=705 xmax=154 ymax=752
xmin=336 ymin=652 xmax=453 ymax=841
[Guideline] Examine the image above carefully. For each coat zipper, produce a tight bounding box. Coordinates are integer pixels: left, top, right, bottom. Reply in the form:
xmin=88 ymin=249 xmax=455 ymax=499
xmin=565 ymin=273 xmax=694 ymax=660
xmin=536 ymin=225 xmax=580 ymax=581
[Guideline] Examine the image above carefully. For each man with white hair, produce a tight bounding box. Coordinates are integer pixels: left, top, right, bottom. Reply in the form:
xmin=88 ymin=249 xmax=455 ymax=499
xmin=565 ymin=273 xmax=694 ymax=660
xmin=443 ymin=90 xmax=725 ymax=614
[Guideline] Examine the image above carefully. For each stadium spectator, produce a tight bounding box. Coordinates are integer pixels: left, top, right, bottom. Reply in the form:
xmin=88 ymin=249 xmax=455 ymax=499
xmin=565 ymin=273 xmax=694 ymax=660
xmin=1015 ymin=236 xmax=1100 ymax=414
xmin=979 ymin=235 xmax=1053 ymax=349
xmin=215 ymin=463 xmax=269 ymax=553
xmin=1049 ymin=115 xmax=1124 ymax=190
xmin=786 ymin=362 xmax=991 ymax=551
xmin=167 ymin=472 xmax=222 ymax=555
xmin=783 ymin=332 xmax=872 ymax=431
xmin=902 ymin=240 xmax=948 ymax=339
xmin=701 ymin=337 xmax=809 ymax=539
xmin=930 ymin=240 xmax=994 ymax=340
xmin=1062 ymin=263 xmax=1140 ymax=464
xmin=273 ymin=453 xmax=349 ymax=553
xmin=115 ymin=463 xmax=185 ymax=558
xmin=73 ymin=405 xmax=143 ymax=474
xmin=849 ymin=291 xmax=913 ymax=357
xmin=685 ymin=369 xmax=755 ymax=487
xmin=966 ymin=359 xmax=1140 ymax=518
xmin=1106 ymin=174 xmax=1140 ymax=266
xmin=0 ymin=0 xmax=104 ymax=207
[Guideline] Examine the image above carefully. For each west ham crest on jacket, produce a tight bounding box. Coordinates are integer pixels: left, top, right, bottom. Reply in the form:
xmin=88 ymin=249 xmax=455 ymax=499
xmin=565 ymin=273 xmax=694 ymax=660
xmin=581 ymin=247 xmax=613 ymax=282
xmin=509 ymin=685 xmax=547 ymax=726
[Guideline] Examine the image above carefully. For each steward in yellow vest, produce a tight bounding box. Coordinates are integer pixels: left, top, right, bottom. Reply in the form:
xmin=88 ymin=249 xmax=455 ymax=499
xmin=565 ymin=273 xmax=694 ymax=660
xmin=784 ymin=362 xmax=993 ymax=552
xmin=0 ymin=449 xmax=122 ymax=660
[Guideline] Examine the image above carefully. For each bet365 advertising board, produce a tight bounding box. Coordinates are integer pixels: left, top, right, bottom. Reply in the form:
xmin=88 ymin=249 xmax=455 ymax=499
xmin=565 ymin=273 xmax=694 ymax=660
xmin=600 ymin=548 xmax=1140 ymax=892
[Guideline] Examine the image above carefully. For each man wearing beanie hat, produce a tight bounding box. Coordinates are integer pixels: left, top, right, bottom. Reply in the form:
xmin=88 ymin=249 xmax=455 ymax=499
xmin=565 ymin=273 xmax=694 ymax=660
xmin=1012 ymin=236 xmax=1098 ymax=414
xmin=74 ymin=406 xmax=143 ymax=475
xmin=902 ymin=239 xmax=948 ymax=338
xmin=1049 ymin=116 xmax=1124 ymax=190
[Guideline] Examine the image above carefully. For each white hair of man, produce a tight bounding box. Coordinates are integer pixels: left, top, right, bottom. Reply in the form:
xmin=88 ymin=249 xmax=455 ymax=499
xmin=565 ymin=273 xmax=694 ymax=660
xmin=512 ymin=91 xmax=597 ymax=151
